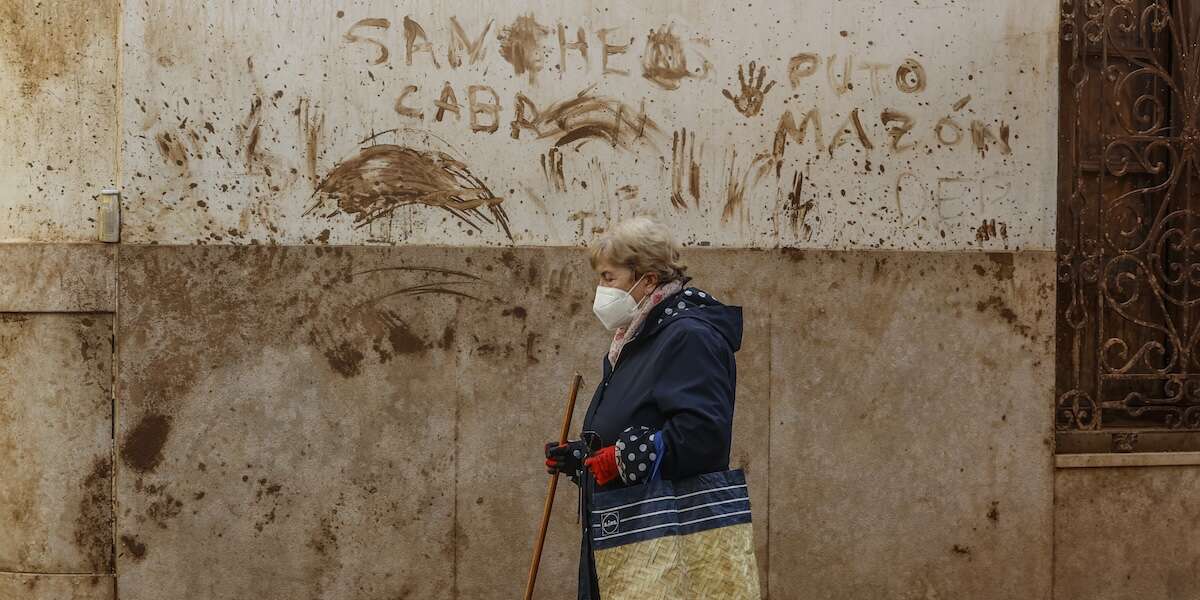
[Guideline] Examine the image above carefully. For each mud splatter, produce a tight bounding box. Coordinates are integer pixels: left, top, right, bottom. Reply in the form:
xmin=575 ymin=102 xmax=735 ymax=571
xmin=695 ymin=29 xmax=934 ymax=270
xmin=73 ymin=456 xmax=113 ymax=572
xmin=512 ymin=85 xmax=657 ymax=151
xmin=976 ymin=296 xmax=1031 ymax=337
xmin=120 ymin=534 xmax=147 ymax=561
xmin=307 ymin=516 xmax=339 ymax=556
xmin=142 ymin=482 xmax=183 ymax=529
xmin=319 ymin=339 xmax=365 ymax=378
xmin=498 ymin=14 xmax=550 ymax=84
xmin=155 ymin=132 xmax=190 ymax=174
xmin=121 ymin=413 xmax=172 ymax=473
xmin=305 ymin=144 xmax=512 ymax=240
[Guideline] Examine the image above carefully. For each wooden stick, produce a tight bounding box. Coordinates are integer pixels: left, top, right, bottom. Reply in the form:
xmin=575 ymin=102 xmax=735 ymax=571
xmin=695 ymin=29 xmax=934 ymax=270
xmin=523 ymin=372 xmax=584 ymax=600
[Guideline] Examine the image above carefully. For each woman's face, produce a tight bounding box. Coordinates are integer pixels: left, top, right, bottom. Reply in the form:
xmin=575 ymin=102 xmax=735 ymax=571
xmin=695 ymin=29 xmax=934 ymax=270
xmin=595 ymin=258 xmax=658 ymax=303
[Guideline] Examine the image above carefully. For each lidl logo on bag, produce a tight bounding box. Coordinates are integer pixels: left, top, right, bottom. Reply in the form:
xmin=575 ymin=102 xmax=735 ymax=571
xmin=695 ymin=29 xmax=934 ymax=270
xmin=601 ymin=511 xmax=620 ymax=535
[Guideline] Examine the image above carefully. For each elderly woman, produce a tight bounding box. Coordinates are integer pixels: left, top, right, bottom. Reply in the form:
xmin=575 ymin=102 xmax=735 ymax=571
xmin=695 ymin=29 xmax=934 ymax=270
xmin=544 ymin=216 xmax=743 ymax=599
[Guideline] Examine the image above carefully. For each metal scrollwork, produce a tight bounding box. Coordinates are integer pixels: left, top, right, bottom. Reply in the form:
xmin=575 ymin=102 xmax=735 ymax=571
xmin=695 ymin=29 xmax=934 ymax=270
xmin=1059 ymin=0 xmax=1200 ymax=431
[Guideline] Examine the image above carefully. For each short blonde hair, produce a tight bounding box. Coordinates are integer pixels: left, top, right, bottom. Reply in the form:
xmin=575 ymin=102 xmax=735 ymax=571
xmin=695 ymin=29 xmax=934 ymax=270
xmin=589 ymin=217 xmax=687 ymax=282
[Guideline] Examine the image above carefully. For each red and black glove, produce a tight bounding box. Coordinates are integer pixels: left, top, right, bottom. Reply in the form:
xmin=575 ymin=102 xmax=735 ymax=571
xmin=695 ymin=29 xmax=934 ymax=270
xmin=545 ymin=440 xmax=590 ymax=476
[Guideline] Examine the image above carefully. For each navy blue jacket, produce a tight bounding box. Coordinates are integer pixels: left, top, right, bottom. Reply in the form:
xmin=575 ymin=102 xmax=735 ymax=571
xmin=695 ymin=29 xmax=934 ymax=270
xmin=575 ymin=280 xmax=742 ymax=599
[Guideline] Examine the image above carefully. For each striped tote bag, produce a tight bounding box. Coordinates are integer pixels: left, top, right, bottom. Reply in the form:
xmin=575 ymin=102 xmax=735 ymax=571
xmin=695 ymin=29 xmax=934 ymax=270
xmin=589 ymin=469 xmax=760 ymax=600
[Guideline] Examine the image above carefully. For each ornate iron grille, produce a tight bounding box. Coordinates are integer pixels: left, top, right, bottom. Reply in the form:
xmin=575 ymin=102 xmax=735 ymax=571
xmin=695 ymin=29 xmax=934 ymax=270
xmin=1058 ymin=0 xmax=1200 ymax=432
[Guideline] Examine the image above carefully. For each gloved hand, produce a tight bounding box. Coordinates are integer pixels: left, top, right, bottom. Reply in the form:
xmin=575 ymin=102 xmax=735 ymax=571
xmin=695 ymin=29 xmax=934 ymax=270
xmin=545 ymin=439 xmax=590 ymax=476
xmin=586 ymin=426 xmax=661 ymax=487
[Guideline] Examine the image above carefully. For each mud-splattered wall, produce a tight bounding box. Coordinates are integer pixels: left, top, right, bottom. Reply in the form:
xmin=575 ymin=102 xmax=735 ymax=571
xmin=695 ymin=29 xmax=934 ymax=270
xmin=108 ymin=0 xmax=1058 ymax=249
xmin=0 ymin=0 xmax=119 ymax=242
xmin=0 ymin=2 xmax=1088 ymax=600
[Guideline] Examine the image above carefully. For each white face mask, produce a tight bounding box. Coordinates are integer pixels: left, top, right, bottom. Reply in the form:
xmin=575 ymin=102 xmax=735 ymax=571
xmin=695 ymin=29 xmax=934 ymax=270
xmin=592 ymin=274 xmax=648 ymax=331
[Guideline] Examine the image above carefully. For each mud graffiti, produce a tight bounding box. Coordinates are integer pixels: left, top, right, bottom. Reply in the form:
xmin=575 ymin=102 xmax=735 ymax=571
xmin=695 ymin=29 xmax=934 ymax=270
xmin=448 ymin=17 xmax=493 ymax=67
xmin=510 ymin=84 xmax=657 ymax=151
xmin=787 ymin=52 xmax=929 ymax=97
xmin=497 ymin=14 xmax=550 ymax=83
xmin=642 ymin=24 xmax=710 ymax=90
xmin=305 ymin=144 xmax=512 ymax=239
xmin=344 ymin=18 xmax=390 ymax=65
xmin=772 ymin=102 xmax=1012 ymax=164
xmin=404 ymin=16 xmax=440 ymax=67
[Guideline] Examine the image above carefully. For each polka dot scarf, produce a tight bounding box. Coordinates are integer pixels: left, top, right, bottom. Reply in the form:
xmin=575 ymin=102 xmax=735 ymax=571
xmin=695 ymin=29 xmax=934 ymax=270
xmin=608 ymin=279 xmax=685 ymax=367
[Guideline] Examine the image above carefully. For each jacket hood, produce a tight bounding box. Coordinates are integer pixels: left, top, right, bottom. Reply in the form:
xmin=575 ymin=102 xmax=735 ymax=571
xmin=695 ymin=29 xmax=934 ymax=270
xmin=641 ymin=282 xmax=743 ymax=352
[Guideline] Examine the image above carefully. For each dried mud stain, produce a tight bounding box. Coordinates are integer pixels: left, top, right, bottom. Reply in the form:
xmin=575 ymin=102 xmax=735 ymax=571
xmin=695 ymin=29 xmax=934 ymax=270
xmin=121 ymin=413 xmax=172 ymax=473
xmin=73 ymin=456 xmax=113 ymax=572
xmin=0 ymin=1 xmax=116 ymax=98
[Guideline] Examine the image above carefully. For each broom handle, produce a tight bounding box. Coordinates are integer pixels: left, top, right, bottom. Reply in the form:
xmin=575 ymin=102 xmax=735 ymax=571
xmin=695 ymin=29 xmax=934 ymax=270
xmin=523 ymin=372 xmax=584 ymax=600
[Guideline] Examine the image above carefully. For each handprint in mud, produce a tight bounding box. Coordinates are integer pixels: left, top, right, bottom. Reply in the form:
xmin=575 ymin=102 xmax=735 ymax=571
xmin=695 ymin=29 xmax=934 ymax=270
xmin=722 ymin=61 xmax=776 ymax=118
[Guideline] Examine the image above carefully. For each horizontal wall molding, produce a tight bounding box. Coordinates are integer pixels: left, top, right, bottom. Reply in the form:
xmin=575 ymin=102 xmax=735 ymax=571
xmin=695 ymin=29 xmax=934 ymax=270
xmin=1056 ymin=452 xmax=1200 ymax=469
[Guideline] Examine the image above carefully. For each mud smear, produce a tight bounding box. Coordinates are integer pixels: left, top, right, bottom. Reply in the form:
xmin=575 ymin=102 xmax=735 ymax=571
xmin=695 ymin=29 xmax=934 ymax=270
xmin=296 ymin=98 xmax=325 ymax=184
xmin=721 ymin=149 xmax=773 ymax=222
xmin=670 ymin=128 xmax=702 ymax=209
xmin=308 ymin=265 xmax=483 ymax=377
xmin=305 ymin=144 xmax=512 ymax=240
xmin=240 ymin=96 xmax=264 ymax=174
xmin=498 ymin=14 xmax=550 ymax=84
xmin=541 ymin=147 xmax=566 ymax=192
xmin=121 ymin=413 xmax=172 ymax=473
xmin=784 ymin=170 xmax=814 ymax=239
xmin=513 ymin=84 xmax=658 ymax=152
xmin=642 ymin=24 xmax=703 ymax=90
